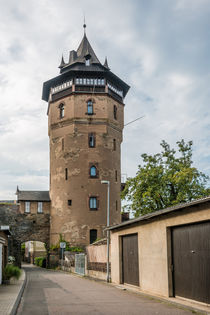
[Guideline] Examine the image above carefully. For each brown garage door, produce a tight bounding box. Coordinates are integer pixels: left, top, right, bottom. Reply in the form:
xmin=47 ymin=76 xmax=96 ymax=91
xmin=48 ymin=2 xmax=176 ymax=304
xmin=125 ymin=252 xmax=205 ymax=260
xmin=172 ymin=221 xmax=210 ymax=304
xmin=122 ymin=233 xmax=139 ymax=286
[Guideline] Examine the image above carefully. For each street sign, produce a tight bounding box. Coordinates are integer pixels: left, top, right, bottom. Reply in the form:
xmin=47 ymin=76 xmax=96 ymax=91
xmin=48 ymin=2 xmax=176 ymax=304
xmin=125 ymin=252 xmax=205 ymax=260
xmin=60 ymin=242 xmax=66 ymax=249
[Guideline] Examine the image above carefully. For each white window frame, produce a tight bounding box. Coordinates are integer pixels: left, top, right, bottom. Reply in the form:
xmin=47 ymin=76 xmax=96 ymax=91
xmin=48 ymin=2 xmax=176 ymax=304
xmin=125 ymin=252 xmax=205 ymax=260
xmin=25 ymin=201 xmax=30 ymax=213
xmin=37 ymin=202 xmax=43 ymax=213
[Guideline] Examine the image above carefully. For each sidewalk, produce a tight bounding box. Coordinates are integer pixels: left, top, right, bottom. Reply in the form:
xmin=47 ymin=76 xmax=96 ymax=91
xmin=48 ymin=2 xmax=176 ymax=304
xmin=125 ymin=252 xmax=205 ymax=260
xmin=0 ymin=268 xmax=26 ymax=315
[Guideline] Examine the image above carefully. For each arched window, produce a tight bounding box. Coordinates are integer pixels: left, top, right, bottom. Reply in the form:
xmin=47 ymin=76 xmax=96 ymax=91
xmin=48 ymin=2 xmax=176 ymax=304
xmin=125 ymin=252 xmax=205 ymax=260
xmin=87 ymin=100 xmax=93 ymax=115
xmin=90 ymin=229 xmax=97 ymax=244
xmin=59 ymin=103 xmax=64 ymax=119
xmin=90 ymin=165 xmax=97 ymax=177
xmin=113 ymin=105 xmax=117 ymax=120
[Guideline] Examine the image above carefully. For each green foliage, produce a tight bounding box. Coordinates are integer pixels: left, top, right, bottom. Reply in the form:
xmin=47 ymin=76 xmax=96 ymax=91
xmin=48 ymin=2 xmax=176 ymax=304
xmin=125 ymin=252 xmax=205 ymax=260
xmin=34 ymin=257 xmax=46 ymax=268
xmin=122 ymin=140 xmax=210 ymax=217
xmin=50 ymin=234 xmax=83 ymax=252
xmin=21 ymin=243 xmax=25 ymax=250
xmin=50 ymin=243 xmax=60 ymax=251
xmin=69 ymin=246 xmax=83 ymax=252
xmin=3 ymin=264 xmax=21 ymax=280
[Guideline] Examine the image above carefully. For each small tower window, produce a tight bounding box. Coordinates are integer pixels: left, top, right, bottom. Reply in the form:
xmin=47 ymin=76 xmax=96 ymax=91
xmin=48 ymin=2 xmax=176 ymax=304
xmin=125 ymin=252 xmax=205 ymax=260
xmin=89 ymin=197 xmax=98 ymax=210
xmin=65 ymin=168 xmax=68 ymax=180
xmin=85 ymin=54 xmax=91 ymax=66
xmin=113 ymin=139 xmax=116 ymax=151
xmin=68 ymin=200 xmax=72 ymax=206
xmin=87 ymin=100 xmax=93 ymax=115
xmin=62 ymin=138 xmax=64 ymax=151
xmin=89 ymin=133 xmax=95 ymax=148
xmin=115 ymin=170 xmax=118 ymax=182
xmin=113 ymin=105 xmax=117 ymax=120
xmin=90 ymin=165 xmax=97 ymax=178
xmin=90 ymin=229 xmax=97 ymax=244
xmin=59 ymin=103 xmax=65 ymax=119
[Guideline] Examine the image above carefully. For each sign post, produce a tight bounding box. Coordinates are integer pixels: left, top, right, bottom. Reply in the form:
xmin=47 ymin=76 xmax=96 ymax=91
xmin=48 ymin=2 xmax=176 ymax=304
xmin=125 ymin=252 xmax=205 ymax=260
xmin=60 ymin=242 xmax=66 ymax=269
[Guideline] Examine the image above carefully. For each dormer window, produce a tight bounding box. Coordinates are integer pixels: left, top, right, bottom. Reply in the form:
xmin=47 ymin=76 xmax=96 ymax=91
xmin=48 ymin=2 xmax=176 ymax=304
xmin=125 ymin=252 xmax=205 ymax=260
xmin=85 ymin=54 xmax=91 ymax=66
xmin=59 ymin=103 xmax=64 ymax=119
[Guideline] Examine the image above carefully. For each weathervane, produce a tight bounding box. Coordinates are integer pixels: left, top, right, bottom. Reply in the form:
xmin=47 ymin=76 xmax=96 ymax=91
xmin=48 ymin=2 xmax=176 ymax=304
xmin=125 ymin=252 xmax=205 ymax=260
xmin=83 ymin=14 xmax=86 ymax=34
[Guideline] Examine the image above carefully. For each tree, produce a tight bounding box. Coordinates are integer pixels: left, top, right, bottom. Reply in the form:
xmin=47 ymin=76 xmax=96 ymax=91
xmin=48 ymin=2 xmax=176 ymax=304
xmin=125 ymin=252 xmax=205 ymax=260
xmin=122 ymin=140 xmax=210 ymax=217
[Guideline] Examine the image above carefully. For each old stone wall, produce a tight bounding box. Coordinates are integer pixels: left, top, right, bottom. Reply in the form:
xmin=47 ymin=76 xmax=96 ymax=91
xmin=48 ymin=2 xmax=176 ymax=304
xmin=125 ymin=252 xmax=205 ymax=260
xmin=0 ymin=204 xmax=50 ymax=267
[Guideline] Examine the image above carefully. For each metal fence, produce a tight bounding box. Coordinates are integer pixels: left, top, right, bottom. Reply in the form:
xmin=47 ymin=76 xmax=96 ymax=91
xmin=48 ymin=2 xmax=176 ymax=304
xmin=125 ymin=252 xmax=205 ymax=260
xmin=75 ymin=253 xmax=85 ymax=275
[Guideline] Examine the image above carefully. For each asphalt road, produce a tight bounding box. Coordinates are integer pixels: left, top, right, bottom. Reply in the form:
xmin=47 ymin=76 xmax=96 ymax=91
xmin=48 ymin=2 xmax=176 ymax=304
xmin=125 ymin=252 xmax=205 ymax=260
xmin=17 ymin=264 xmax=194 ymax=315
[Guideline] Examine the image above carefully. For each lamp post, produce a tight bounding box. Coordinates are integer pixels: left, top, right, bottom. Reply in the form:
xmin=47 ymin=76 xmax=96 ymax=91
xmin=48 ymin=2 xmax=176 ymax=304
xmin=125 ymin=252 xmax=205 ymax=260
xmin=101 ymin=180 xmax=110 ymax=283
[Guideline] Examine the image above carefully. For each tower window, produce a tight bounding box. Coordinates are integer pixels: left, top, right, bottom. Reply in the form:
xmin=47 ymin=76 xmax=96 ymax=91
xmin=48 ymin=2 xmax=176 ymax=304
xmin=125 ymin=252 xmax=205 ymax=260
xmin=87 ymin=100 xmax=93 ymax=115
xmin=89 ymin=197 xmax=98 ymax=210
xmin=65 ymin=168 xmax=68 ymax=180
xmin=115 ymin=170 xmax=118 ymax=182
xmin=59 ymin=103 xmax=65 ymax=119
xmin=113 ymin=105 xmax=117 ymax=120
xmin=116 ymin=200 xmax=118 ymax=211
xmin=89 ymin=133 xmax=95 ymax=148
xmin=113 ymin=139 xmax=116 ymax=151
xmin=68 ymin=200 xmax=72 ymax=206
xmin=90 ymin=229 xmax=97 ymax=244
xmin=62 ymin=138 xmax=64 ymax=151
xmin=90 ymin=165 xmax=97 ymax=178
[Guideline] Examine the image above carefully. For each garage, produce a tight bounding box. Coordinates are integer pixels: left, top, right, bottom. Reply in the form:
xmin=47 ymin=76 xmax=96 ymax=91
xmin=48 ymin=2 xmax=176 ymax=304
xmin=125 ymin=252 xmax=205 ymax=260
xmin=122 ymin=233 xmax=139 ymax=286
xmin=172 ymin=221 xmax=210 ymax=304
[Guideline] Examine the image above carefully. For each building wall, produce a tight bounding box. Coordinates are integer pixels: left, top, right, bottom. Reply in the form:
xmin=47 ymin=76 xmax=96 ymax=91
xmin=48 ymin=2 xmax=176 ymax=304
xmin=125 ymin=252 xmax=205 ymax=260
xmin=19 ymin=201 xmax=50 ymax=214
xmin=49 ymin=93 xmax=123 ymax=246
xmin=110 ymin=202 xmax=210 ymax=298
xmin=0 ymin=231 xmax=8 ymax=269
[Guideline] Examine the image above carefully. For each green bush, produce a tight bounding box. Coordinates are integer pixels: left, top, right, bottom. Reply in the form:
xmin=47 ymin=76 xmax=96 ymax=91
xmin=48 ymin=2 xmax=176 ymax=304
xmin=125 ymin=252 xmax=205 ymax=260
xmin=3 ymin=264 xmax=22 ymax=281
xmin=34 ymin=257 xmax=46 ymax=268
xmin=69 ymin=246 xmax=83 ymax=252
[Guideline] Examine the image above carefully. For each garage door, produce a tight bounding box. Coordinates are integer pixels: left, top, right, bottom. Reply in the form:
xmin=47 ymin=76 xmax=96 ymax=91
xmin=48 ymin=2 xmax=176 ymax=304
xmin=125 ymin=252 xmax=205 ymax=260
xmin=122 ymin=234 xmax=139 ymax=286
xmin=172 ymin=221 xmax=210 ymax=304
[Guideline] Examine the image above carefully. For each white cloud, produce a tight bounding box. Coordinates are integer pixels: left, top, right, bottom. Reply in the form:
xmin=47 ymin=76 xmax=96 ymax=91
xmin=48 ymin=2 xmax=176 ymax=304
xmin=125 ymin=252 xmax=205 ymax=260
xmin=0 ymin=0 xmax=210 ymax=198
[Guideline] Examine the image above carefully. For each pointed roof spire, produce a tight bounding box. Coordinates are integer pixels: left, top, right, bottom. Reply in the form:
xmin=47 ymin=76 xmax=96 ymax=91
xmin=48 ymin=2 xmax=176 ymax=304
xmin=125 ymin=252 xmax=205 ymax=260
xmin=16 ymin=185 xmax=19 ymax=195
xmin=58 ymin=55 xmax=66 ymax=69
xmin=104 ymin=56 xmax=110 ymax=69
xmin=76 ymin=34 xmax=100 ymax=64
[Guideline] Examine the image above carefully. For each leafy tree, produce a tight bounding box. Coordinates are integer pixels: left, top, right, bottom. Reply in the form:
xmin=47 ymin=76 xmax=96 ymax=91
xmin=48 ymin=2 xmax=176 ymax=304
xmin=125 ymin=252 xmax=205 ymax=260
xmin=122 ymin=140 xmax=210 ymax=217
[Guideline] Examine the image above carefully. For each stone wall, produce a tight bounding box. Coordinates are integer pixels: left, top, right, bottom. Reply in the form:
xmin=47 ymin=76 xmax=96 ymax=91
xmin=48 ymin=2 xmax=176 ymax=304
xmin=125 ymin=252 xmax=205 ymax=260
xmin=0 ymin=204 xmax=50 ymax=267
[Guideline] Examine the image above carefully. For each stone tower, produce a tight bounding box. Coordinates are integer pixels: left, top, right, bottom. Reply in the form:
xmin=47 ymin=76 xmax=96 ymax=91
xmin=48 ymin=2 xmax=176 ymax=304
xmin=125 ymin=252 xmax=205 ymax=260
xmin=42 ymin=28 xmax=129 ymax=247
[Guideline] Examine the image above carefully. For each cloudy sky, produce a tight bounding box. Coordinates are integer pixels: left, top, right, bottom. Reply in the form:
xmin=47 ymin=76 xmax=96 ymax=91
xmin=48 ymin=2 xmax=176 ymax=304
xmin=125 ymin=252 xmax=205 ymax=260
xmin=0 ymin=0 xmax=210 ymax=199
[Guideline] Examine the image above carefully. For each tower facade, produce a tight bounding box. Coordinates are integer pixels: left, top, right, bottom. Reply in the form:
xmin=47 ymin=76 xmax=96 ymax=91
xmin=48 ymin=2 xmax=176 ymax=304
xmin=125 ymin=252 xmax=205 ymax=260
xmin=42 ymin=31 xmax=129 ymax=247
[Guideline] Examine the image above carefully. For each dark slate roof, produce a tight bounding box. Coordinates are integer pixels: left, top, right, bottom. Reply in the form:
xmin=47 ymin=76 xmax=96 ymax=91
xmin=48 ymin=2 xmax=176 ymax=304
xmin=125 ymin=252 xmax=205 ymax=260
xmin=60 ymin=34 xmax=101 ymax=73
xmin=42 ymin=33 xmax=130 ymax=102
xmin=17 ymin=190 xmax=50 ymax=202
xmin=107 ymin=196 xmax=210 ymax=231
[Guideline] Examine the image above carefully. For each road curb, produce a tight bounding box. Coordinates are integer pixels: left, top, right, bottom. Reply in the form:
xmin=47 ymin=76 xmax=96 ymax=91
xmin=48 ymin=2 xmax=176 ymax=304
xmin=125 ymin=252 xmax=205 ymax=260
xmin=10 ymin=269 xmax=27 ymax=315
xmin=113 ymin=284 xmax=210 ymax=315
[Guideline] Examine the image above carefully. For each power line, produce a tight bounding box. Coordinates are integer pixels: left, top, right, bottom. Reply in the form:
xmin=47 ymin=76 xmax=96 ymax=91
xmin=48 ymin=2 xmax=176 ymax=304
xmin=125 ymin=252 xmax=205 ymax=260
xmin=124 ymin=115 xmax=145 ymax=127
